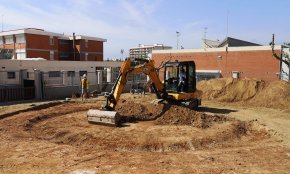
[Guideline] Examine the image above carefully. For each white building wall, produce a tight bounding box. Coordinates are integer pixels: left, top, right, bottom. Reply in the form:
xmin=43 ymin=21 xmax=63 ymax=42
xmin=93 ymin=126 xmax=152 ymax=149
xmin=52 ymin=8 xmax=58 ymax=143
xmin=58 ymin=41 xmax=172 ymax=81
xmin=281 ymin=46 xmax=290 ymax=82
xmin=0 ymin=71 xmax=20 ymax=85
xmin=0 ymin=60 xmax=123 ymax=85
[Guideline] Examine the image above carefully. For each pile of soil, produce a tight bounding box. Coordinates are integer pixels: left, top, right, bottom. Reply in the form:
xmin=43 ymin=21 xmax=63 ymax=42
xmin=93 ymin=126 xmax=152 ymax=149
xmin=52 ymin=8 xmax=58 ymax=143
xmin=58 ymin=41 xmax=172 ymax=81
xmin=116 ymin=99 xmax=165 ymax=121
xmin=197 ymin=78 xmax=265 ymax=102
xmin=249 ymin=80 xmax=290 ymax=109
xmin=154 ymin=105 xmax=229 ymax=128
xmin=197 ymin=78 xmax=290 ymax=109
xmin=116 ymin=100 xmax=229 ymax=128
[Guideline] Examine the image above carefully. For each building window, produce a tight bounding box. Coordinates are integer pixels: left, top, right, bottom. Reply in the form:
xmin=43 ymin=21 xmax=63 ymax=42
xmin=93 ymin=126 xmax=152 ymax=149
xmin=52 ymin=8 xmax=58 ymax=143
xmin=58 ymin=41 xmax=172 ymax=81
xmin=5 ymin=36 xmax=13 ymax=44
xmin=68 ymin=71 xmax=75 ymax=77
xmin=79 ymin=71 xmax=87 ymax=77
xmin=59 ymin=52 xmax=69 ymax=59
xmin=48 ymin=71 xmax=61 ymax=78
xmin=50 ymin=51 xmax=54 ymax=60
xmin=85 ymin=53 xmax=88 ymax=61
xmin=0 ymin=37 xmax=3 ymax=44
xmin=59 ymin=39 xmax=70 ymax=45
xmin=85 ymin=40 xmax=88 ymax=48
xmin=50 ymin=36 xmax=54 ymax=45
xmin=7 ymin=72 xmax=16 ymax=79
xmin=16 ymin=34 xmax=26 ymax=43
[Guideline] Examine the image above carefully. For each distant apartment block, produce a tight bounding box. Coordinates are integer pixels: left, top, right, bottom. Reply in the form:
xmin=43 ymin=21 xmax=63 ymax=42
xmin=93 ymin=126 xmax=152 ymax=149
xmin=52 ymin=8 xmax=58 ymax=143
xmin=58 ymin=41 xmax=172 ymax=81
xmin=0 ymin=28 xmax=107 ymax=61
xmin=129 ymin=44 xmax=172 ymax=59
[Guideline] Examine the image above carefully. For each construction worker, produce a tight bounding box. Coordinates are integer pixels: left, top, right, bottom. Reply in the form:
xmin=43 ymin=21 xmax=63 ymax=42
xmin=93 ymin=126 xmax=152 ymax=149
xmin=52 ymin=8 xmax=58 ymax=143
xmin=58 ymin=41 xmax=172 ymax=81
xmin=178 ymin=68 xmax=186 ymax=92
xmin=81 ymin=74 xmax=89 ymax=101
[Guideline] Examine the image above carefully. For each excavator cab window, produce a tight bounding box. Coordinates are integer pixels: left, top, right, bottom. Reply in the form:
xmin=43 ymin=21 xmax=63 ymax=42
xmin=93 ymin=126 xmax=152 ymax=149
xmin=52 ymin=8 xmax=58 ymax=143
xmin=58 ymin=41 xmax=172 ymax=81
xmin=164 ymin=61 xmax=196 ymax=93
xmin=164 ymin=64 xmax=179 ymax=92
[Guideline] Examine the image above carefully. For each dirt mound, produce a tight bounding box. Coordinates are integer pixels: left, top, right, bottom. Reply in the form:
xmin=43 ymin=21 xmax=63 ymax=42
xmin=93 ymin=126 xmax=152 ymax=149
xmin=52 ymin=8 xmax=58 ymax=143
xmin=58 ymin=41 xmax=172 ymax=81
xmin=116 ymin=99 xmax=229 ymax=128
xmin=197 ymin=78 xmax=290 ymax=109
xmin=249 ymin=80 xmax=290 ymax=109
xmin=116 ymin=99 xmax=165 ymax=122
xmin=154 ymin=105 xmax=229 ymax=128
xmin=197 ymin=78 xmax=265 ymax=102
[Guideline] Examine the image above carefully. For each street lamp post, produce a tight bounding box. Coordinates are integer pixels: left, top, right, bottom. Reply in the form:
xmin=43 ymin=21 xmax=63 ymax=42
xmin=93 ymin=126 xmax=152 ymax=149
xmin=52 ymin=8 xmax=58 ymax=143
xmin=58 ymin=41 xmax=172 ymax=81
xmin=176 ymin=31 xmax=181 ymax=49
xmin=120 ymin=49 xmax=124 ymax=61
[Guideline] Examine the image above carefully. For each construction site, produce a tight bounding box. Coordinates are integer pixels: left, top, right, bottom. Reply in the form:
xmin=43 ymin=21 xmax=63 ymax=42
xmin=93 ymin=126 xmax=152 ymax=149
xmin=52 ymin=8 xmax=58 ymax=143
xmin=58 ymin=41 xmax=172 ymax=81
xmin=1 ymin=77 xmax=290 ymax=173
xmin=0 ymin=1 xmax=290 ymax=172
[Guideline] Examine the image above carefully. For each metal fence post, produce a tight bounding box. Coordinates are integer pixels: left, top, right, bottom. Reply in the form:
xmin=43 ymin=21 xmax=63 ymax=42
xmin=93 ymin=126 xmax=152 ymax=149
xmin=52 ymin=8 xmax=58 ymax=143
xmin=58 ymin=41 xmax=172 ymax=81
xmin=34 ymin=70 xmax=43 ymax=100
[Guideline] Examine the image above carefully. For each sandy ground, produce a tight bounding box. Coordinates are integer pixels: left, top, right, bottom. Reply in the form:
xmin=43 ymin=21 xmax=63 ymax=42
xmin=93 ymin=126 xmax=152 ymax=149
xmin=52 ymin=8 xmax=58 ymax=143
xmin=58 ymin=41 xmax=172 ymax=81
xmin=0 ymin=94 xmax=290 ymax=173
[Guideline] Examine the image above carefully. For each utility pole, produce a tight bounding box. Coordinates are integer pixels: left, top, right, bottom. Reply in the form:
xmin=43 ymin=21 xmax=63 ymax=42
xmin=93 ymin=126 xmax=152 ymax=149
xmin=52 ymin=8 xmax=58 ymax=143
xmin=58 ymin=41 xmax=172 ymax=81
xmin=120 ymin=49 xmax=124 ymax=61
xmin=73 ymin=32 xmax=76 ymax=61
xmin=176 ymin=31 xmax=181 ymax=49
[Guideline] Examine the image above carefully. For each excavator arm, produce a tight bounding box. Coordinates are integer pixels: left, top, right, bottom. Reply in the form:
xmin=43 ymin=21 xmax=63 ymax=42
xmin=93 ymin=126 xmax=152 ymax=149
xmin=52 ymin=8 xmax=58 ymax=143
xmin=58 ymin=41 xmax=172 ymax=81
xmin=104 ymin=58 xmax=166 ymax=111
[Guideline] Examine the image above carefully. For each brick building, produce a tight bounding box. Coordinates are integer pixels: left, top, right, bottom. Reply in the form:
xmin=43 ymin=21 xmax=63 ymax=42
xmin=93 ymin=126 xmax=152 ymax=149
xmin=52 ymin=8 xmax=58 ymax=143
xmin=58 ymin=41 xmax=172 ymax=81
xmin=0 ymin=28 xmax=106 ymax=61
xmin=152 ymin=45 xmax=286 ymax=82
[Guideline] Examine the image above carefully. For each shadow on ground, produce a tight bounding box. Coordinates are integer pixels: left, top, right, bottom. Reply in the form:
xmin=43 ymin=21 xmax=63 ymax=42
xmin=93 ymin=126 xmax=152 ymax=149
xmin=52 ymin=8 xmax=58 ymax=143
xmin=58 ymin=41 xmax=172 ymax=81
xmin=197 ymin=106 xmax=237 ymax=114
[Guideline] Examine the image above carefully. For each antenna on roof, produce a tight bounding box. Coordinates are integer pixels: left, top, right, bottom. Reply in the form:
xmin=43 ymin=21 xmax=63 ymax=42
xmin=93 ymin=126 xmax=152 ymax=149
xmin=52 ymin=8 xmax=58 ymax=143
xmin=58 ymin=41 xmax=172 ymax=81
xmin=226 ymin=10 xmax=229 ymax=38
xmin=1 ymin=14 xmax=3 ymax=32
xmin=203 ymin=27 xmax=208 ymax=40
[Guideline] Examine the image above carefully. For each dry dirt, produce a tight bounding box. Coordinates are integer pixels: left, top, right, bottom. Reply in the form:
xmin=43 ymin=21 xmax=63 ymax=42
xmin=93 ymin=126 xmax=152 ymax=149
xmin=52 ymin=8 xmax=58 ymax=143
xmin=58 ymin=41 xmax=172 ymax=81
xmin=197 ymin=78 xmax=290 ymax=110
xmin=1 ymin=93 xmax=290 ymax=173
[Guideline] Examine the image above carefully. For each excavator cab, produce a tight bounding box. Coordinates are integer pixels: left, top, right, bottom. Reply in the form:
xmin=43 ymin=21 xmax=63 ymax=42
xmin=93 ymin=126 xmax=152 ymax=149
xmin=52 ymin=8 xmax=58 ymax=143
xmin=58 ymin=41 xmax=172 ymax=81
xmin=164 ymin=61 xmax=196 ymax=93
xmin=162 ymin=61 xmax=200 ymax=108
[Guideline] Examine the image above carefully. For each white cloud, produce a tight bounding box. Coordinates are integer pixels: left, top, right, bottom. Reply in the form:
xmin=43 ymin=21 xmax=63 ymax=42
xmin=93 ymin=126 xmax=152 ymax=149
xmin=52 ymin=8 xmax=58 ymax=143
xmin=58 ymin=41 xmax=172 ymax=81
xmin=0 ymin=0 xmax=205 ymax=58
xmin=0 ymin=0 xmax=173 ymax=58
xmin=120 ymin=0 xmax=147 ymax=26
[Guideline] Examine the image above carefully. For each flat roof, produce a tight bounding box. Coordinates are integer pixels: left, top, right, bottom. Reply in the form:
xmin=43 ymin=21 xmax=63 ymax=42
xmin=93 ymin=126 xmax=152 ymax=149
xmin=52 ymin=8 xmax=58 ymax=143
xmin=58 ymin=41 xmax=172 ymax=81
xmin=68 ymin=35 xmax=107 ymax=42
xmin=152 ymin=45 xmax=282 ymax=54
xmin=130 ymin=44 xmax=172 ymax=50
xmin=0 ymin=28 xmax=107 ymax=42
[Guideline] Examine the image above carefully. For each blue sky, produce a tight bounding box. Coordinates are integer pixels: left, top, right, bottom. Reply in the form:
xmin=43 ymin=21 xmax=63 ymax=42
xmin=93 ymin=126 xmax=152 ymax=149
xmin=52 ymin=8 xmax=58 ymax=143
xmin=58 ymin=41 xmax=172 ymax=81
xmin=0 ymin=0 xmax=289 ymax=59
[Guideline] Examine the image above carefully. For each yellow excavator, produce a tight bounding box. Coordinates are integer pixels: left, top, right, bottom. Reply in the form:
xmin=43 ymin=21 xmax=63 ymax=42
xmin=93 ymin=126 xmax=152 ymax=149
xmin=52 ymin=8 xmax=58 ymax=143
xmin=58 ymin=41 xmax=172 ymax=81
xmin=87 ymin=58 xmax=201 ymax=126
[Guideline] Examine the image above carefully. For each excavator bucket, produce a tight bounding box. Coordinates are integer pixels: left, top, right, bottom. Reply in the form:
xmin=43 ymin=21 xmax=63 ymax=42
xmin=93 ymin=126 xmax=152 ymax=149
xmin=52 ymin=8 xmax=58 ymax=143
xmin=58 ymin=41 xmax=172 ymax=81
xmin=87 ymin=109 xmax=120 ymax=126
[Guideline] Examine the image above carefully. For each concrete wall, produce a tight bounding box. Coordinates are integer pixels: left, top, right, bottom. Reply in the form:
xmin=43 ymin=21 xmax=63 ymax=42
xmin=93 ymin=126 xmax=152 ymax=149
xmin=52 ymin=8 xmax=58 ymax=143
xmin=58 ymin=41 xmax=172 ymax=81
xmin=152 ymin=45 xmax=282 ymax=81
xmin=44 ymin=86 xmax=80 ymax=99
xmin=0 ymin=60 xmax=124 ymax=99
xmin=0 ymin=71 xmax=20 ymax=85
xmin=0 ymin=59 xmax=122 ymax=72
xmin=0 ymin=59 xmax=123 ymax=86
